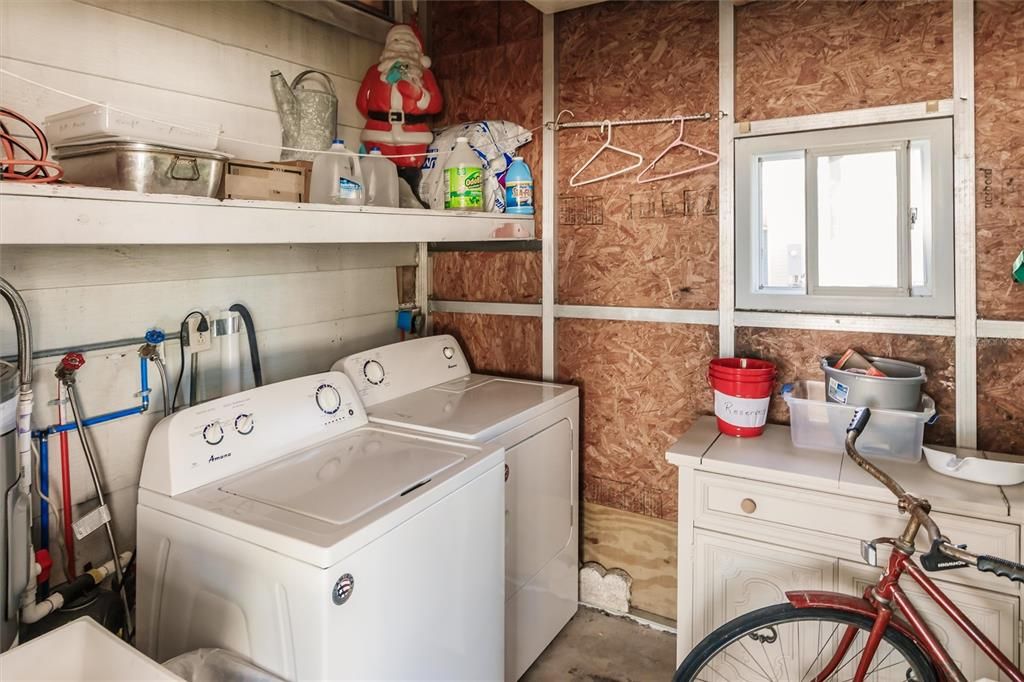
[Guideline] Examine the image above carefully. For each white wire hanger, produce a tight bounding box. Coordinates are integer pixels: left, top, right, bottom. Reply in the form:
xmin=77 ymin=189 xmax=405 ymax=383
xmin=636 ymin=115 xmax=720 ymax=184
xmin=569 ymin=120 xmax=644 ymax=187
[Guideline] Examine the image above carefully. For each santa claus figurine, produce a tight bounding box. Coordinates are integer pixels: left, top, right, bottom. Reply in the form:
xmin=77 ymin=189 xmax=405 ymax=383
xmin=357 ymin=24 xmax=443 ymax=182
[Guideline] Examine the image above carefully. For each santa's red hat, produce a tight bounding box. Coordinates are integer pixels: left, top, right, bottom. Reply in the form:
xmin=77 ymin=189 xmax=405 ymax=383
xmin=385 ymin=23 xmax=430 ymax=68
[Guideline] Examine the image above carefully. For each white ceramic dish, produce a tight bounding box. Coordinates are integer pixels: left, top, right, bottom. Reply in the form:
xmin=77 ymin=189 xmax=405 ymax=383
xmin=923 ymin=445 xmax=1024 ymax=486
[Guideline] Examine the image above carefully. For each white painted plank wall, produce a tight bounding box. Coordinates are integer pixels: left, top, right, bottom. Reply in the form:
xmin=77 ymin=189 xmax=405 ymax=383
xmin=1 ymin=0 xmax=382 ymax=158
xmin=0 ymin=0 xmax=403 ymax=580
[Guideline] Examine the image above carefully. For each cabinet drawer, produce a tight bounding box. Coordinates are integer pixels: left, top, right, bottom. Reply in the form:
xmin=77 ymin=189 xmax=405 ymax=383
xmin=694 ymin=473 xmax=1019 ymax=585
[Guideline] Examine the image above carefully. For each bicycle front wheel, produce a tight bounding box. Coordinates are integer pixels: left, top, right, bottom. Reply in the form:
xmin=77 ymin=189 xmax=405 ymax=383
xmin=673 ymin=603 xmax=937 ymax=682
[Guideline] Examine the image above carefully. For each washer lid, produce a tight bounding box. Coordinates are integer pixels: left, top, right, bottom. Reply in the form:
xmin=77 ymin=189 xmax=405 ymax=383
xmin=368 ymin=375 xmax=577 ymax=441
xmin=221 ymin=431 xmax=464 ymax=525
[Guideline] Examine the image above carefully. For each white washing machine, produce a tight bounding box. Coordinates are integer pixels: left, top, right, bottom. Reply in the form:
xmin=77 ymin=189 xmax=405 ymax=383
xmin=334 ymin=335 xmax=579 ymax=681
xmin=136 ymin=371 xmax=505 ymax=681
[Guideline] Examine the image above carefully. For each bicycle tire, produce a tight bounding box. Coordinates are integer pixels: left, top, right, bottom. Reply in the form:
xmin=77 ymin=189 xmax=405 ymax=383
xmin=673 ymin=603 xmax=938 ymax=682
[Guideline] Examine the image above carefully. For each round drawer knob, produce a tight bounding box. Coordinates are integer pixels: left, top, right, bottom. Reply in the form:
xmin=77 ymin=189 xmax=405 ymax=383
xmin=740 ymin=498 xmax=757 ymax=514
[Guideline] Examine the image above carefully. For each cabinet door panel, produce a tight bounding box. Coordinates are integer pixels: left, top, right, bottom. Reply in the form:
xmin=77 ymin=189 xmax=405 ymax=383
xmin=693 ymin=531 xmax=837 ymax=642
xmin=840 ymin=560 xmax=1019 ymax=681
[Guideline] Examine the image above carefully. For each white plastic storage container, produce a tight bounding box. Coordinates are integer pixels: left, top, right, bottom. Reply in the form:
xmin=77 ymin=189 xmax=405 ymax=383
xmin=782 ymin=380 xmax=936 ymax=462
xmin=45 ymin=104 xmax=220 ymax=151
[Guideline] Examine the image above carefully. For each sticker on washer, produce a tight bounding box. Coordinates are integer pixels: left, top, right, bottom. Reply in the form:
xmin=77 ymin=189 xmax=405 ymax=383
xmin=713 ymin=391 xmax=769 ymax=428
xmin=827 ymin=377 xmax=850 ymax=404
xmin=72 ymin=504 xmax=110 ymax=540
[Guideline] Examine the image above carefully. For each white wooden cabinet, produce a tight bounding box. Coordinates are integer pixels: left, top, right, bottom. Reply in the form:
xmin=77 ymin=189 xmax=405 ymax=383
xmin=693 ymin=531 xmax=837 ymax=644
xmin=668 ymin=418 xmax=1023 ymax=673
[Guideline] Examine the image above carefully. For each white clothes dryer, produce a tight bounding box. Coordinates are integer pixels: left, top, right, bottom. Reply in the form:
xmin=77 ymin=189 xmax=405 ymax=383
xmin=334 ymin=335 xmax=579 ymax=681
xmin=136 ymin=371 xmax=505 ymax=681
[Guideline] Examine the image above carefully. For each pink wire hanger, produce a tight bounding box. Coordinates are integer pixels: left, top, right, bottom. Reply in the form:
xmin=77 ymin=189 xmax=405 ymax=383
xmin=569 ymin=120 xmax=644 ymax=187
xmin=636 ymin=116 xmax=719 ymax=184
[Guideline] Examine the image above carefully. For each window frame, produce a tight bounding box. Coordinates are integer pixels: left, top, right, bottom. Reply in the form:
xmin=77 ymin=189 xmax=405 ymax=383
xmin=735 ymin=118 xmax=954 ymax=317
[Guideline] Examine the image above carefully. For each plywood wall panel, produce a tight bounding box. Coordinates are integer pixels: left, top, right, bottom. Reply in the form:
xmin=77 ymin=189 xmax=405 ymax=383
xmin=431 ymin=251 xmax=542 ymax=303
xmin=582 ymin=502 xmax=677 ymax=619
xmin=557 ymin=319 xmax=718 ymax=522
xmin=431 ymin=311 xmax=542 ymax=380
xmin=735 ymin=328 xmax=956 ymax=446
xmin=557 ymin=0 xmax=719 ymax=310
xmin=735 ymin=0 xmax=953 ymax=122
xmin=975 ymin=0 xmax=1024 ymax=320
xmin=428 ymin=0 xmax=543 ymax=312
xmin=977 ymin=339 xmax=1024 ymax=457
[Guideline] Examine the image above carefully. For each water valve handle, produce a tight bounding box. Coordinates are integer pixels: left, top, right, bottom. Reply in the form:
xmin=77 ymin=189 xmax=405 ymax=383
xmin=145 ymin=328 xmax=166 ymax=345
xmin=60 ymin=352 xmax=85 ymax=372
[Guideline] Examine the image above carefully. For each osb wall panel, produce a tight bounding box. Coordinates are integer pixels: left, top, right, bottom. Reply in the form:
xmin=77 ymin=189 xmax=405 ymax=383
xmin=431 ymin=312 xmax=542 ymax=380
xmin=557 ymin=1 xmax=719 ymax=309
xmin=735 ymin=328 xmax=956 ymax=446
xmin=431 ymin=251 xmax=542 ymax=303
xmin=977 ymin=339 xmax=1024 ymax=457
xmin=735 ymin=0 xmax=953 ymax=121
xmin=429 ymin=1 xmax=544 ymax=302
xmin=975 ymin=1 xmax=1024 ymax=320
xmin=582 ymin=502 xmax=677 ymax=620
xmin=557 ymin=319 xmax=718 ymax=522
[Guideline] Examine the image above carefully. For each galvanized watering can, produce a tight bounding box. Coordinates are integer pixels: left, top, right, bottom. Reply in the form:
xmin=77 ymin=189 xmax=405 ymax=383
xmin=270 ymin=69 xmax=338 ymax=161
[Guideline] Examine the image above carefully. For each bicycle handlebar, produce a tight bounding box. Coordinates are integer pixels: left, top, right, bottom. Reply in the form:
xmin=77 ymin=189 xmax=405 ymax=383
xmin=843 ymin=409 xmax=997 ymax=576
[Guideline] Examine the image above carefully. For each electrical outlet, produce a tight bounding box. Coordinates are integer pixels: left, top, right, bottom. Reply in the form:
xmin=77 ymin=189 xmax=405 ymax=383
xmin=186 ymin=315 xmax=212 ymax=353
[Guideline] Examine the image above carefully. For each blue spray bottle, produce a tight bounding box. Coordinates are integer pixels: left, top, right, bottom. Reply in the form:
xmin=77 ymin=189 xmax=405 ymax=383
xmin=504 ymin=156 xmax=534 ymax=215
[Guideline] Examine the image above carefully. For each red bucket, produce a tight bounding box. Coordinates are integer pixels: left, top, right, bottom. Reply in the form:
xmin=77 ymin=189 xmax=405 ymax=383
xmin=708 ymin=358 xmax=776 ymax=437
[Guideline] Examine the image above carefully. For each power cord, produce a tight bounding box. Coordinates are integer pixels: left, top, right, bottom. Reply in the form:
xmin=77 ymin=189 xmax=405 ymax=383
xmin=1 ymin=107 xmax=63 ymax=182
xmin=172 ymin=311 xmax=207 ymax=413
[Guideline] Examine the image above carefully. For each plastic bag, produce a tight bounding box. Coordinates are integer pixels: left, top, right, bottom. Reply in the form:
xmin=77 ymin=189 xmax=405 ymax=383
xmin=162 ymin=648 xmax=284 ymax=682
xmin=419 ymin=121 xmax=532 ymax=212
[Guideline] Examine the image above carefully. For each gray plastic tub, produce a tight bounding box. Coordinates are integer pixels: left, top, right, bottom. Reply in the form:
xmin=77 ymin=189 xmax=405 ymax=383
xmin=821 ymin=355 xmax=926 ymax=410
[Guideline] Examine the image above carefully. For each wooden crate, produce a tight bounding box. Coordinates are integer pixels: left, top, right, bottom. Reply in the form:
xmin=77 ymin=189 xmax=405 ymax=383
xmin=221 ymin=159 xmax=311 ymax=202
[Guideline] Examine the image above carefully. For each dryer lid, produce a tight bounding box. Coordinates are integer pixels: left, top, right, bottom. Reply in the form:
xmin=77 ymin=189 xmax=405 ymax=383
xmin=368 ymin=375 xmax=577 ymax=440
xmin=220 ymin=431 xmax=464 ymax=525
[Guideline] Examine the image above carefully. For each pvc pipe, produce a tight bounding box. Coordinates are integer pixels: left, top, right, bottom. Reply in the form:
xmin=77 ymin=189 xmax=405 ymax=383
xmin=20 ymin=551 xmax=131 ymax=625
xmin=216 ymin=310 xmax=242 ymax=397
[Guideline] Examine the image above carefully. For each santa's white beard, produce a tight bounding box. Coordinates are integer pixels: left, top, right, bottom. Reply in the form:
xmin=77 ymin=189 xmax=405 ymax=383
xmin=377 ymin=53 xmax=425 ymax=87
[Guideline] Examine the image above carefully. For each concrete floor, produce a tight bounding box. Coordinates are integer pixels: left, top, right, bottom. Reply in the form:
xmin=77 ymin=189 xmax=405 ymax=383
xmin=521 ymin=607 xmax=677 ymax=682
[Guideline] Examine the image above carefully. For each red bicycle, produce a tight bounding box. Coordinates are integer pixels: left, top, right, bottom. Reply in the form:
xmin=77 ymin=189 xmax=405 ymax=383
xmin=673 ymin=408 xmax=1024 ymax=682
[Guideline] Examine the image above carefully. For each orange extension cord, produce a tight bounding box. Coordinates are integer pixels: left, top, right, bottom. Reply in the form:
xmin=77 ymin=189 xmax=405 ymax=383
xmin=1 ymin=107 xmax=63 ymax=182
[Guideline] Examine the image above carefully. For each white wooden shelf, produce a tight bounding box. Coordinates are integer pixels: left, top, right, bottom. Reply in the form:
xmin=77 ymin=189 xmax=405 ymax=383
xmin=0 ymin=184 xmax=535 ymax=245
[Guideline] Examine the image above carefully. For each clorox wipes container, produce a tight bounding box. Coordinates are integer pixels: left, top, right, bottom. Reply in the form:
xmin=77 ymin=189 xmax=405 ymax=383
xmin=444 ymin=136 xmax=483 ymax=211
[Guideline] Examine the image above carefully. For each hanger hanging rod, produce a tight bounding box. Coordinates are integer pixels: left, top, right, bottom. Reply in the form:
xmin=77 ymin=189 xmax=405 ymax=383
xmin=549 ymin=112 xmax=714 ymax=131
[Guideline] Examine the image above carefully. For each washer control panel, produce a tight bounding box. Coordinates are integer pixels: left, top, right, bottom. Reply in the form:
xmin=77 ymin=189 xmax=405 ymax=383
xmin=141 ymin=371 xmax=367 ymax=496
xmin=333 ymin=335 xmax=471 ymax=407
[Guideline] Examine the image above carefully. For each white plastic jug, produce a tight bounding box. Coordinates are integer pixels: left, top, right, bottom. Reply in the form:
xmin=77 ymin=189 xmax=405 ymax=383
xmin=311 ymin=139 xmax=364 ymax=205
xmin=363 ymin=148 xmax=399 ymax=208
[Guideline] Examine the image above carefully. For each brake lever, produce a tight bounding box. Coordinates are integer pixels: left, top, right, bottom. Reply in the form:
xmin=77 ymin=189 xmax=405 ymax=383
xmin=920 ymin=538 xmax=970 ymax=572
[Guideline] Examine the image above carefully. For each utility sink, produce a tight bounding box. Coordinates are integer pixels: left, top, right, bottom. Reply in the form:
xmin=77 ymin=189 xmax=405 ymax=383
xmin=0 ymin=617 xmax=182 ymax=680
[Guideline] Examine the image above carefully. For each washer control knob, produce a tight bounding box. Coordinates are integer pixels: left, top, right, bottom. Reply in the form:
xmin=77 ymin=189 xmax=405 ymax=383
xmin=234 ymin=413 xmax=254 ymax=435
xmin=363 ymin=360 xmax=385 ymax=385
xmin=202 ymin=422 xmax=224 ymax=446
xmin=316 ymin=384 xmax=342 ymax=414
xmin=442 ymin=346 xmax=455 ymax=360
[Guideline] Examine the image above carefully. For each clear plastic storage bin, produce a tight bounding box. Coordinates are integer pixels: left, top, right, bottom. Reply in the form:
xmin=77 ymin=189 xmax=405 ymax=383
xmin=782 ymin=380 xmax=936 ymax=462
xmin=44 ymin=104 xmax=220 ymax=151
